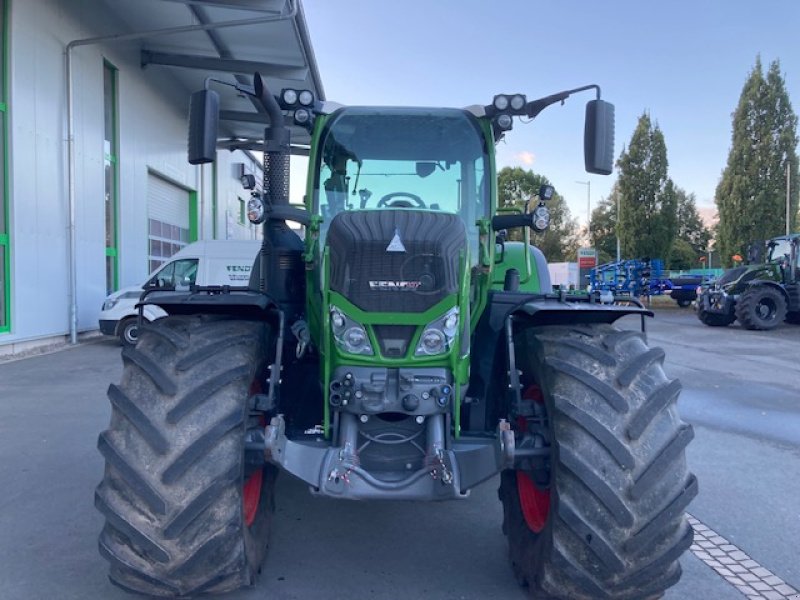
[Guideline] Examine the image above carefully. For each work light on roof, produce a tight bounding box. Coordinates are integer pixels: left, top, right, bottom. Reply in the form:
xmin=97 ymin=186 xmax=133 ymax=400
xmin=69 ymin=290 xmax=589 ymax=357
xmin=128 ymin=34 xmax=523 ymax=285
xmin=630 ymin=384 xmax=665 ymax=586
xmin=298 ymin=90 xmax=314 ymax=106
xmin=496 ymin=114 xmax=513 ymax=131
xmin=493 ymin=95 xmax=510 ymax=111
xmin=281 ymin=89 xmax=298 ymax=105
xmin=510 ymin=94 xmax=526 ymax=111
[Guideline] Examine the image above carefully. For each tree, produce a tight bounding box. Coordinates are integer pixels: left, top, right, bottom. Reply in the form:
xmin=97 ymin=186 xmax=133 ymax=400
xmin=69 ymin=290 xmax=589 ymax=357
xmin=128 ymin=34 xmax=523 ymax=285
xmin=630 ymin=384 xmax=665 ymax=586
xmin=497 ymin=167 xmax=579 ymax=261
xmin=616 ymin=113 xmax=678 ymax=263
xmin=716 ymin=57 xmax=799 ymax=266
xmin=674 ymin=187 xmax=711 ymax=261
xmin=589 ymin=186 xmax=619 ymax=265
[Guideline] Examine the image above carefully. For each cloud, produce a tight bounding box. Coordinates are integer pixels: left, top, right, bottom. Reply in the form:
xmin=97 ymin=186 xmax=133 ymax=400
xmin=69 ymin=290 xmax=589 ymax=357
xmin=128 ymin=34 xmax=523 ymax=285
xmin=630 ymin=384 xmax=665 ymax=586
xmin=515 ymin=151 xmax=536 ymax=166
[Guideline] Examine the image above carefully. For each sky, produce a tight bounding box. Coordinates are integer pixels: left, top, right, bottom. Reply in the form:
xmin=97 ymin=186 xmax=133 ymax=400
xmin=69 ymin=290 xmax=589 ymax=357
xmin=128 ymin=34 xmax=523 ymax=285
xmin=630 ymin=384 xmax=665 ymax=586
xmin=299 ymin=0 xmax=800 ymax=227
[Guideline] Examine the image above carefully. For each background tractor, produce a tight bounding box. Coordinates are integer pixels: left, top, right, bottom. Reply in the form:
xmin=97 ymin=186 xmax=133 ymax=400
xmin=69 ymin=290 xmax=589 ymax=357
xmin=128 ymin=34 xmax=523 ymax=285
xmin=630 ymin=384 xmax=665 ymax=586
xmin=95 ymin=73 xmax=696 ymax=599
xmin=697 ymin=234 xmax=800 ymax=329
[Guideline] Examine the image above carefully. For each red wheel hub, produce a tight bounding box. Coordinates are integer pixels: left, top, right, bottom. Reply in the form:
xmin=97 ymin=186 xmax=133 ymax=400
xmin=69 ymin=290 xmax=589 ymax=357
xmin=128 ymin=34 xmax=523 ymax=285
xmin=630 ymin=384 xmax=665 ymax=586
xmin=517 ymin=384 xmax=551 ymax=533
xmin=517 ymin=471 xmax=550 ymax=533
xmin=243 ymin=468 xmax=263 ymax=527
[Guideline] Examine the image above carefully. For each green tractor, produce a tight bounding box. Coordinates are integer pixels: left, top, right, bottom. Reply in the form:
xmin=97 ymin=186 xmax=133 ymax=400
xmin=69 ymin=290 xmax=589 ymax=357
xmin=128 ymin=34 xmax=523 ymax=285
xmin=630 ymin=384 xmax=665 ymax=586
xmin=697 ymin=234 xmax=800 ymax=329
xmin=95 ymin=74 xmax=696 ymax=599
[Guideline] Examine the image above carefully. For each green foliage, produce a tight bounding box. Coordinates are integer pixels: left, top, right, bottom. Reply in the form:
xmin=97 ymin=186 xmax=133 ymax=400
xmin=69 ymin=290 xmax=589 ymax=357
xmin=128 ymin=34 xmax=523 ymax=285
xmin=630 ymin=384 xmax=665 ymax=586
xmin=669 ymin=238 xmax=701 ymax=270
xmin=715 ymin=57 xmax=799 ymax=266
xmin=616 ymin=113 xmax=678 ymax=264
xmin=589 ymin=186 xmax=619 ymax=265
xmin=497 ymin=167 xmax=579 ymax=261
xmin=675 ymin=187 xmax=711 ymax=257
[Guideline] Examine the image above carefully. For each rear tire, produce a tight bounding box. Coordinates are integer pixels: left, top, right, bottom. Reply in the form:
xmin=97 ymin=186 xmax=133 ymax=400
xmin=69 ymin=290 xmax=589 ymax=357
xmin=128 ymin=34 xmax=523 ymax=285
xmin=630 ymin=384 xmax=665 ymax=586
xmin=676 ymin=299 xmax=691 ymax=308
xmin=735 ymin=286 xmax=787 ymax=330
xmin=500 ymin=324 xmax=697 ymax=600
xmin=696 ymin=305 xmax=735 ymax=327
xmin=96 ymin=315 xmax=276 ymax=597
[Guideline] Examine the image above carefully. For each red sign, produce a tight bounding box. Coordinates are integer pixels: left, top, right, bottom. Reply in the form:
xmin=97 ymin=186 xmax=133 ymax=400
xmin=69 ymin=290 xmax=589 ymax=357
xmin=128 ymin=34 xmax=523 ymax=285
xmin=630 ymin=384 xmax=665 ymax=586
xmin=578 ymin=256 xmax=597 ymax=269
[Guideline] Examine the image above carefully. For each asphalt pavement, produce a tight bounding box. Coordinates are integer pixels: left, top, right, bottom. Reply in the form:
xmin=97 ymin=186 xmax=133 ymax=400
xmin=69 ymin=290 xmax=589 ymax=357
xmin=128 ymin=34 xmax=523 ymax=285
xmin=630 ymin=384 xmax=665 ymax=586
xmin=0 ymin=307 xmax=798 ymax=599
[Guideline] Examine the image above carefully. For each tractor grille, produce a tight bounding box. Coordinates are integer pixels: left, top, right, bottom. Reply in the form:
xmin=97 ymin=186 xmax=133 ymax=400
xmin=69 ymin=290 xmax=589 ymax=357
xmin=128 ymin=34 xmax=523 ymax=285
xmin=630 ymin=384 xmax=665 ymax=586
xmin=326 ymin=210 xmax=466 ymax=313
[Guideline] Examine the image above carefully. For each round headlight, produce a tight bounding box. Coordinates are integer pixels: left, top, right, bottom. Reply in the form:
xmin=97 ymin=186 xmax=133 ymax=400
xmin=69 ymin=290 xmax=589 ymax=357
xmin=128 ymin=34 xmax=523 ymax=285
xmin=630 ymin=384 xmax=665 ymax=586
xmin=298 ymin=90 xmax=314 ymax=106
xmin=344 ymin=327 xmax=368 ymax=352
xmin=282 ymin=89 xmax=298 ymax=105
xmin=419 ymin=329 xmax=446 ymax=355
xmin=294 ymin=108 xmax=311 ymax=125
xmin=533 ymin=206 xmax=550 ymax=231
xmin=510 ymin=94 xmax=525 ymax=110
xmin=496 ymin=114 xmax=513 ymax=130
xmin=493 ymin=95 xmax=509 ymax=111
xmin=247 ymin=196 xmax=266 ymax=224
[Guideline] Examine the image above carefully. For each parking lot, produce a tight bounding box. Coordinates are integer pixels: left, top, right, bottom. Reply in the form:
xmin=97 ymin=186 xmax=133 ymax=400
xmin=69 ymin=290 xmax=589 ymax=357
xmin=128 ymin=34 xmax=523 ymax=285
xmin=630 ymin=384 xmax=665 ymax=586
xmin=1 ymin=306 xmax=798 ymax=600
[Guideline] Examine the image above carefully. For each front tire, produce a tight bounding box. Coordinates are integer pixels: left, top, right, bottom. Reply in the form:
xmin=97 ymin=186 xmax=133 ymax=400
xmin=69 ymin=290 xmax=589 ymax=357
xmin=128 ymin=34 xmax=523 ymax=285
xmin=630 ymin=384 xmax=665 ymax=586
xmin=696 ymin=305 xmax=735 ymax=327
xmin=500 ymin=324 xmax=697 ymax=600
xmin=96 ymin=315 xmax=276 ymax=597
xmin=735 ymin=286 xmax=787 ymax=330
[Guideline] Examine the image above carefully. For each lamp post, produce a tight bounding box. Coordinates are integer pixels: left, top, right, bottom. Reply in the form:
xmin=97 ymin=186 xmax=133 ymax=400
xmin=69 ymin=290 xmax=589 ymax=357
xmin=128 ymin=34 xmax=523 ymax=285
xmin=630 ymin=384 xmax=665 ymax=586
xmin=575 ymin=180 xmax=593 ymax=264
xmin=616 ymin=192 xmax=621 ymax=262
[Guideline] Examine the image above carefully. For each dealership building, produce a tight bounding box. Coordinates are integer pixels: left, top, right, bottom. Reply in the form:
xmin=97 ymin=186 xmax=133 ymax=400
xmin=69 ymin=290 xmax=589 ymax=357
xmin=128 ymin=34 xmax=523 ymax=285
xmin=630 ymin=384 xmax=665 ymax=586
xmin=0 ymin=0 xmax=322 ymax=356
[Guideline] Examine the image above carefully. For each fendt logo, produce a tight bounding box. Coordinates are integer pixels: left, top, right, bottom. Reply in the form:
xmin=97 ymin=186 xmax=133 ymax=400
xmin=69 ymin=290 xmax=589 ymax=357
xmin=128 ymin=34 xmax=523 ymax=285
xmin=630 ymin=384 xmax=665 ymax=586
xmin=369 ymin=280 xmax=422 ymax=291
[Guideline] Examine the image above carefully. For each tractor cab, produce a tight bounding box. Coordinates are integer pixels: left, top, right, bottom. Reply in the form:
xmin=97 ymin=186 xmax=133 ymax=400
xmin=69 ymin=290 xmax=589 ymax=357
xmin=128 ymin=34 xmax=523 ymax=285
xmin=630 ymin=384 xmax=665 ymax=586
xmin=312 ymin=107 xmax=490 ymax=255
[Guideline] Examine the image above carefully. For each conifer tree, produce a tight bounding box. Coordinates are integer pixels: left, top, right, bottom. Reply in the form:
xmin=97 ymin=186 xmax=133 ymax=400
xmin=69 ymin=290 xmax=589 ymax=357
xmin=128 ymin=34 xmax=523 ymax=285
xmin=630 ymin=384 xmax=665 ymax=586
xmin=716 ymin=57 xmax=799 ymax=266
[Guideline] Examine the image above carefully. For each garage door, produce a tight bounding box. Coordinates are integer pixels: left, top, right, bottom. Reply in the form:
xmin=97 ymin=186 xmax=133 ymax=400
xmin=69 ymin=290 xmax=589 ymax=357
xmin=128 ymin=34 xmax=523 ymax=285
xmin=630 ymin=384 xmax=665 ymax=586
xmin=147 ymin=173 xmax=192 ymax=273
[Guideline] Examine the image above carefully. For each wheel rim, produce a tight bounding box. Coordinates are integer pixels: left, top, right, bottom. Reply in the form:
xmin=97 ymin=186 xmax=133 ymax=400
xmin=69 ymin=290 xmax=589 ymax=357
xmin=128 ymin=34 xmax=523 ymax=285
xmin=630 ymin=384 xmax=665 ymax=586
xmin=517 ymin=384 xmax=551 ymax=533
xmin=517 ymin=471 xmax=550 ymax=533
xmin=123 ymin=323 xmax=139 ymax=344
xmin=756 ymin=298 xmax=776 ymax=320
xmin=243 ymin=468 xmax=263 ymax=527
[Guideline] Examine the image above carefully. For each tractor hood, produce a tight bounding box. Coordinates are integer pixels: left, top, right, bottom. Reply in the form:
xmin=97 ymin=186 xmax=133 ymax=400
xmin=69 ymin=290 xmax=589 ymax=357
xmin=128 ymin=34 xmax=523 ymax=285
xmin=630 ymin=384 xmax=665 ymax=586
xmin=326 ymin=209 xmax=466 ymax=314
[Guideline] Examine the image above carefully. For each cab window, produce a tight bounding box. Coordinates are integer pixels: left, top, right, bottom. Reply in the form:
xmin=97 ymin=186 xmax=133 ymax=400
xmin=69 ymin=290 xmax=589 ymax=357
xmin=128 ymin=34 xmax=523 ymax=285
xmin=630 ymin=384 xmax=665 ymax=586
xmin=148 ymin=259 xmax=199 ymax=289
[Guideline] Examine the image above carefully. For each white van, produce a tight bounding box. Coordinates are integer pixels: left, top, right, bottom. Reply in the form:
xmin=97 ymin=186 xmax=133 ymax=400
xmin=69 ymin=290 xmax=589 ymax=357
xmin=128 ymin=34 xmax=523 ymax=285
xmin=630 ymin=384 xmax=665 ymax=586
xmin=99 ymin=240 xmax=261 ymax=346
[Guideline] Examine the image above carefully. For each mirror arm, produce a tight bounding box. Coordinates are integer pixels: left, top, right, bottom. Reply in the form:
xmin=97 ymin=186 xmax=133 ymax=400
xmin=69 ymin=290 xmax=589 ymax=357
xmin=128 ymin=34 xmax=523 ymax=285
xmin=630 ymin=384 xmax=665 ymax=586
xmin=525 ymin=85 xmax=601 ymax=118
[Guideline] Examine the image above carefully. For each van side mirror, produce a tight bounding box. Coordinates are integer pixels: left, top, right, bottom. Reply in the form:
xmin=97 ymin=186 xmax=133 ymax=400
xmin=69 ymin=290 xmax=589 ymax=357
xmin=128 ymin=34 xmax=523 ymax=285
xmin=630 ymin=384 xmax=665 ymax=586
xmin=584 ymin=99 xmax=615 ymax=175
xmin=188 ymin=89 xmax=220 ymax=165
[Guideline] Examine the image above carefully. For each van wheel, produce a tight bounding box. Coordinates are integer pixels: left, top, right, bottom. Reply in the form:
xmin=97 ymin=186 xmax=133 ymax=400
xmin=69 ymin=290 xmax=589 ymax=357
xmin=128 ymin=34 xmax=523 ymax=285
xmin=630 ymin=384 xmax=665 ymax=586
xmin=118 ymin=317 xmax=143 ymax=348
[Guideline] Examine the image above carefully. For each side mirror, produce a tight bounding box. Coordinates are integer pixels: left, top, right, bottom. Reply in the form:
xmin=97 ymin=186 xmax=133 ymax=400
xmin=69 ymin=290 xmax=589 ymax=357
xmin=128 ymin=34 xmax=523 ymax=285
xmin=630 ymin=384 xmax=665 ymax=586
xmin=188 ymin=89 xmax=220 ymax=165
xmin=584 ymin=99 xmax=615 ymax=175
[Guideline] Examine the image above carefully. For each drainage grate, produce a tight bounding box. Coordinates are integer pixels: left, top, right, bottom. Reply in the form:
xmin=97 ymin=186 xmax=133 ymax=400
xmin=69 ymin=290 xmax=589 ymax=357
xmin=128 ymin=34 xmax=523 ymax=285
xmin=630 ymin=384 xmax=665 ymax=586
xmin=687 ymin=513 xmax=800 ymax=599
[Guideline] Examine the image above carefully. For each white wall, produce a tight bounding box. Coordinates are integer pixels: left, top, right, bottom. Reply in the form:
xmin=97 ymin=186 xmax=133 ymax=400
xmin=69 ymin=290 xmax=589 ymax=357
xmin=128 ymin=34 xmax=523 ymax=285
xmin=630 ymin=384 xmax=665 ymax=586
xmin=2 ymin=0 xmax=261 ymax=345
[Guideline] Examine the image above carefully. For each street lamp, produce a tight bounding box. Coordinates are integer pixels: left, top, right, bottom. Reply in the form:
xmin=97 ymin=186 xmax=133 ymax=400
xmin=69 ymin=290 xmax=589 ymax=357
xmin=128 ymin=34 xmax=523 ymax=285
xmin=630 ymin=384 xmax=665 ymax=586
xmin=575 ymin=180 xmax=594 ymax=265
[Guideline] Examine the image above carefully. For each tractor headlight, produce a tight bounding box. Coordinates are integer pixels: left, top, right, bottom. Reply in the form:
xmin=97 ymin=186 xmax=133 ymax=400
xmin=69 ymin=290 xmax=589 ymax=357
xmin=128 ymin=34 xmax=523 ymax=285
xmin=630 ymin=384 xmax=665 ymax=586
xmin=330 ymin=306 xmax=373 ymax=355
xmin=247 ymin=195 xmax=266 ymax=224
xmin=415 ymin=307 xmax=459 ymax=356
xmin=509 ymin=94 xmax=526 ymax=111
xmin=532 ymin=205 xmax=550 ymax=231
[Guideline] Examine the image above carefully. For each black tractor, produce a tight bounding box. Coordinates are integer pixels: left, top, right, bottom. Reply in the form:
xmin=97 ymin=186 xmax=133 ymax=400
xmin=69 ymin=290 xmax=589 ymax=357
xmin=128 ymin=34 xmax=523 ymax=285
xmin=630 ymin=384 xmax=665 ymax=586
xmin=697 ymin=234 xmax=800 ymax=329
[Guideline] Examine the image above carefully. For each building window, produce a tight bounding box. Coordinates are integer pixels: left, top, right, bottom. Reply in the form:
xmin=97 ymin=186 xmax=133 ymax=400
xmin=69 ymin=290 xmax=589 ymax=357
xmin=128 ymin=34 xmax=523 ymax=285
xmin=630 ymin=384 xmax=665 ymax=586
xmin=0 ymin=0 xmax=8 ymax=332
xmin=103 ymin=61 xmax=119 ymax=295
xmin=238 ymin=197 xmax=246 ymax=224
xmin=148 ymin=218 xmax=190 ymax=274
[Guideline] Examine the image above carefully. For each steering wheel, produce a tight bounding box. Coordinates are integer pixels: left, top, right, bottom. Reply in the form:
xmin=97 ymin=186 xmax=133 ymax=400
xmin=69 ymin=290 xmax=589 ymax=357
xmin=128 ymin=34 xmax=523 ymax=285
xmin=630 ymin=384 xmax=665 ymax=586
xmin=377 ymin=192 xmax=426 ymax=208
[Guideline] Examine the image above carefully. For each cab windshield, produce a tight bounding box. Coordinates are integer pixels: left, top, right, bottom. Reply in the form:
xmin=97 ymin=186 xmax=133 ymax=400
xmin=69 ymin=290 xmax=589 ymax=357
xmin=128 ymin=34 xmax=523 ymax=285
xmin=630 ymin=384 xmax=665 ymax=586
xmin=313 ymin=107 xmax=490 ymax=239
xmin=767 ymin=238 xmax=792 ymax=262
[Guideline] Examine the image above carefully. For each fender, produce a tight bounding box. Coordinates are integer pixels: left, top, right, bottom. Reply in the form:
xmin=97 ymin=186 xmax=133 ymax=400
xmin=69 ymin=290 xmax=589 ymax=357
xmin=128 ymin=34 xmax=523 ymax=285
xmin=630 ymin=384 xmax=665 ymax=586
xmin=744 ymin=279 xmax=790 ymax=303
xmin=467 ymin=290 xmax=651 ymax=416
xmin=138 ymin=287 xmax=277 ymax=319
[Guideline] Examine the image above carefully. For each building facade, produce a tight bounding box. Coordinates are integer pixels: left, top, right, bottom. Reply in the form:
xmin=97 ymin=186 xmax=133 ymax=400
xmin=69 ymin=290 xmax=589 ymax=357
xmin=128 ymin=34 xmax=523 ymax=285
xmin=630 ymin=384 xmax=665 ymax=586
xmin=0 ymin=0 xmax=321 ymax=355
